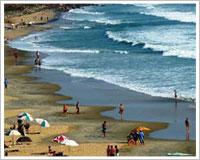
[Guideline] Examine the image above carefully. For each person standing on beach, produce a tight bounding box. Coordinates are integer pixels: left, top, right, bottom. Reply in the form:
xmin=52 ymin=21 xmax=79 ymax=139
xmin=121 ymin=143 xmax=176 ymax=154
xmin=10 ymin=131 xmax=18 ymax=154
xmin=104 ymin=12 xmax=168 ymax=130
xmin=4 ymin=78 xmax=8 ymax=89
xmin=119 ymin=104 xmax=124 ymax=120
xmin=110 ymin=145 xmax=115 ymax=156
xmin=63 ymin=104 xmax=68 ymax=114
xmin=102 ymin=121 xmax=107 ymax=137
xmin=106 ymin=145 xmax=111 ymax=156
xmin=139 ymin=130 xmax=144 ymax=145
xmin=76 ymin=101 xmax=80 ymax=114
xmin=185 ymin=118 xmax=190 ymax=140
xmin=115 ymin=145 xmax=119 ymax=156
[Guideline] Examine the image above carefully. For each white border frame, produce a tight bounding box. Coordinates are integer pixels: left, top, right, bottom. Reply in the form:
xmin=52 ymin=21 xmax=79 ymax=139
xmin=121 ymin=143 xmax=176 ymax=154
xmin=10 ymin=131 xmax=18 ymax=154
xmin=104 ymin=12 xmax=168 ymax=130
xmin=1 ymin=1 xmax=199 ymax=159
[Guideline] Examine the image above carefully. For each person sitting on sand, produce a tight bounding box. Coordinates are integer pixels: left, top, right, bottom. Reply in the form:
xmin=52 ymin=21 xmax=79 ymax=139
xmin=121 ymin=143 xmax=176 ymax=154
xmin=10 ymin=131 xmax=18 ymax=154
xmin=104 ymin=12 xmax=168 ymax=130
xmin=110 ymin=145 xmax=115 ymax=156
xmin=76 ymin=101 xmax=80 ymax=114
xmin=119 ymin=104 xmax=124 ymax=120
xmin=10 ymin=124 xmax=16 ymax=130
xmin=127 ymin=132 xmax=134 ymax=145
xmin=133 ymin=130 xmax=138 ymax=145
xmin=115 ymin=145 xmax=119 ymax=156
xmin=4 ymin=141 xmax=11 ymax=148
xmin=24 ymin=123 xmax=30 ymax=134
xmin=48 ymin=145 xmax=63 ymax=156
xmin=139 ymin=130 xmax=144 ymax=145
xmin=48 ymin=145 xmax=55 ymax=154
xmin=107 ymin=145 xmax=111 ymax=156
xmin=63 ymin=104 xmax=68 ymax=114
xmin=102 ymin=121 xmax=107 ymax=137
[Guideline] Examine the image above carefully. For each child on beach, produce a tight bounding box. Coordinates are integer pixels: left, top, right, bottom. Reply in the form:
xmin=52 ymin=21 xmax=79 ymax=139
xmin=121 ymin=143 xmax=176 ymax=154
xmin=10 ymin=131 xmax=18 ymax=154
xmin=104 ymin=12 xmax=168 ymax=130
xmin=63 ymin=104 xmax=68 ymax=114
xmin=4 ymin=78 xmax=8 ymax=89
xmin=102 ymin=121 xmax=107 ymax=137
xmin=76 ymin=101 xmax=80 ymax=114
xmin=119 ymin=104 xmax=124 ymax=120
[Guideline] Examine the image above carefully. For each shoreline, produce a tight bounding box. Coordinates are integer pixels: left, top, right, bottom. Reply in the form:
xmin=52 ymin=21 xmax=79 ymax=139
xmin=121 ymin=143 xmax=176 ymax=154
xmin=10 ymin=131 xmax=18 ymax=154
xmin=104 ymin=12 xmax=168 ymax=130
xmin=4 ymin=8 xmax=196 ymax=156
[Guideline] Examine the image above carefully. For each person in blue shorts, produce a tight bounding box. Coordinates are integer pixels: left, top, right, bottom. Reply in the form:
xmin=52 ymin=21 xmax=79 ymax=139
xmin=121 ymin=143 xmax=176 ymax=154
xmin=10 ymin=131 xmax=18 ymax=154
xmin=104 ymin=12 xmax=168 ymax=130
xmin=4 ymin=78 xmax=8 ymax=89
xmin=139 ymin=130 xmax=144 ymax=145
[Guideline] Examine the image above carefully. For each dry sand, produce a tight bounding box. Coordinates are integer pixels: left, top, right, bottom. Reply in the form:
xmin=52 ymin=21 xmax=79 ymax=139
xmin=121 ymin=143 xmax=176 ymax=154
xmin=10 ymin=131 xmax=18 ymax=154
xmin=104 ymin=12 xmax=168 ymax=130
xmin=4 ymin=9 xmax=196 ymax=157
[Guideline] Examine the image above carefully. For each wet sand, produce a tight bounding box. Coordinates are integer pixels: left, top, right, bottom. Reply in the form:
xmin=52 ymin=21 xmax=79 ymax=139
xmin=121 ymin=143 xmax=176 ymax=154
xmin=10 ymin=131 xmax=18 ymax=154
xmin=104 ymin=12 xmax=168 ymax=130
xmin=4 ymin=9 xmax=196 ymax=157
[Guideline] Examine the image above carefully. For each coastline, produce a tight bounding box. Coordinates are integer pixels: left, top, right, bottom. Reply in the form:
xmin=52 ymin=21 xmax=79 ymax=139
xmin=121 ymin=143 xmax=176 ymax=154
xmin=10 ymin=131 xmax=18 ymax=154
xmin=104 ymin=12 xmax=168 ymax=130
xmin=4 ymin=8 xmax=196 ymax=156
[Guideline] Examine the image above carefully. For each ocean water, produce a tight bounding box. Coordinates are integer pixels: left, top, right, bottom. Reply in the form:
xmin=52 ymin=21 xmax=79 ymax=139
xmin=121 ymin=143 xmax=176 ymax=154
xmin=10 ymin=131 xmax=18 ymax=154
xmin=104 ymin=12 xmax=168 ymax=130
xmin=10 ymin=4 xmax=196 ymax=101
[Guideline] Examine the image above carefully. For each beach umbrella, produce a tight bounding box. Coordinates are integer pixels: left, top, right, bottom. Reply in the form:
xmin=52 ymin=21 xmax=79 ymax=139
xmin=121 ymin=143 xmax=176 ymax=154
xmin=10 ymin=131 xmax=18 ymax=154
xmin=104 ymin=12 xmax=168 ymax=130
xmin=61 ymin=139 xmax=79 ymax=155
xmin=35 ymin=118 xmax=50 ymax=128
xmin=18 ymin=112 xmax=32 ymax=118
xmin=5 ymin=130 xmax=21 ymax=145
xmin=20 ymin=115 xmax=33 ymax=121
xmin=35 ymin=118 xmax=50 ymax=133
xmin=135 ymin=126 xmax=150 ymax=132
xmin=53 ymin=135 xmax=78 ymax=155
xmin=53 ymin=135 xmax=69 ymax=143
xmin=16 ymin=136 xmax=32 ymax=143
xmin=5 ymin=130 xmax=21 ymax=136
xmin=60 ymin=139 xmax=79 ymax=146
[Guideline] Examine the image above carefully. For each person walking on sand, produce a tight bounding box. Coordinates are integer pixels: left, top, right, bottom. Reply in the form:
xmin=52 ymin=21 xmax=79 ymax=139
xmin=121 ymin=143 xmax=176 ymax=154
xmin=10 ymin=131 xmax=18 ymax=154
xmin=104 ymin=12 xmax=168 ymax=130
xmin=119 ymin=104 xmax=124 ymax=120
xmin=115 ymin=145 xmax=119 ymax=156
xmin=102 ymin=121 xmax=107 ymax=137
xmin=185 ymin=118 xmax=190 ymax=140
xmin=107 ymin=145 xmax=111 ymax=156
xmin=139 ymin=130 xmax=144 ymax=145
xmin=76 ymin=101 xmax=80 ymax=114
xmin=4 ymin=78 xmax=8 ymax=89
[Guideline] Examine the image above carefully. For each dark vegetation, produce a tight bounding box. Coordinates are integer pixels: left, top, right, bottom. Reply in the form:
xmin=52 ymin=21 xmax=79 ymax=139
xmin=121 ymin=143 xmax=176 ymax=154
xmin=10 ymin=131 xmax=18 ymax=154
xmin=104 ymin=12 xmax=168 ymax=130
xmin=5 ymin=4 xmax=91 ymax=18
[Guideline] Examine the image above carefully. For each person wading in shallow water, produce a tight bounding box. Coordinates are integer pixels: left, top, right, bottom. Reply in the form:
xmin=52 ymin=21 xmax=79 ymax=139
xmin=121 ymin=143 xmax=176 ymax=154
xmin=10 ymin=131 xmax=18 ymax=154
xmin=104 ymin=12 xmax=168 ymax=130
xmin=174 ymin=89 xmax=178 ymax=108
xmin=185 ymin=118 xmax=190 ymax=140
xmin=76 ymin=101 xmax=80 ymax=114
xmin=119 ymin=104 xmax=124 ymax=120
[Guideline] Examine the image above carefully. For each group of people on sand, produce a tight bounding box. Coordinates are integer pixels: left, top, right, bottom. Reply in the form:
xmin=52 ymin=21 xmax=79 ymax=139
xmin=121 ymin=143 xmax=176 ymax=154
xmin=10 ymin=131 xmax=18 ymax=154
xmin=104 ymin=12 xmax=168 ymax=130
xmin=63 ymin=101 xmax=80 ymax=115
xmin=14 ymin=118 xmax=31 ymax=136
xmin=8 ymin=117 xmax=31 ymax=138
xmin=127 ymin=130 xmax=145 ymax=145
xmin=107 ymin=145 xmax=119 ymax=156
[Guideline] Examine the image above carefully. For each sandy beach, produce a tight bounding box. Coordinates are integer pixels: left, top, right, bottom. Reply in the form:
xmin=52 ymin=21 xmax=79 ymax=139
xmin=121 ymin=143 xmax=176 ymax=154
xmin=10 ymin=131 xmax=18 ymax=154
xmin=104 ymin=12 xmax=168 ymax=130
xmin=4 ymin=6 xmax=196 ymax=157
